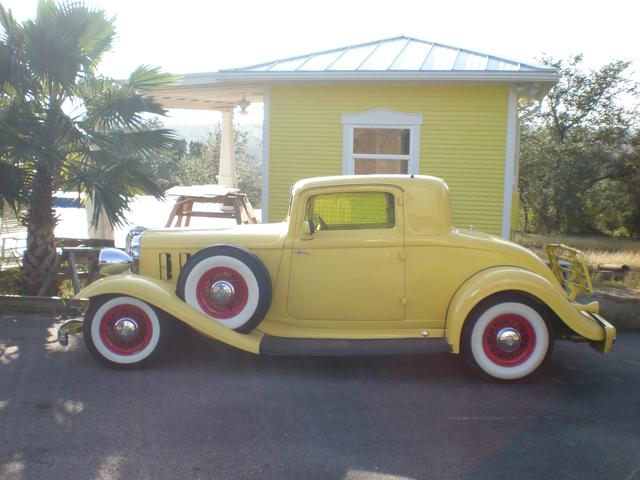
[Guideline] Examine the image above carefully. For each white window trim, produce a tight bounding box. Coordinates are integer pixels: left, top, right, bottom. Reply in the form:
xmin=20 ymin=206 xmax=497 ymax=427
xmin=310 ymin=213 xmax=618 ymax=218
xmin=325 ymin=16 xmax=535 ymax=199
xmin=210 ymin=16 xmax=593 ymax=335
xmin=341 ymin=109 xmax=423 ymax=175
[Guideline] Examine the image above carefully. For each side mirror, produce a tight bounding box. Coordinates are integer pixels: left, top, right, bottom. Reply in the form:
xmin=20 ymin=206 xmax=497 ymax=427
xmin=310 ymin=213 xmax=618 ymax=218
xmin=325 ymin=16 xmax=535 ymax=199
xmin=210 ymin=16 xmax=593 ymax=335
xmin=301 ymin=219 xmax=314 ymax=239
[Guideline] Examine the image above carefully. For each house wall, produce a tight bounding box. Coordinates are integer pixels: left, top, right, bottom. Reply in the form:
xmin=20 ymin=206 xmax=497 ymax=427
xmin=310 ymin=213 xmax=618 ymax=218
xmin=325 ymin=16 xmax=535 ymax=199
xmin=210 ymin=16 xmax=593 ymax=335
xmin=267 ymin=83 xmax=509 ymax=235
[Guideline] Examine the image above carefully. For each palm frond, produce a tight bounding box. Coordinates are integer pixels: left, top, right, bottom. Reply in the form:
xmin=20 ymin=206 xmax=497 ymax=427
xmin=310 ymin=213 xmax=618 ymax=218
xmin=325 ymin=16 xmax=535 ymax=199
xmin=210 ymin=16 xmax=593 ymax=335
xmin=67 ymin=149 xmax=166 ymax=227
xmin=0 ymin=159 xmax=27 ymax=206
xmin=22 ymin=1 xmax=115 ymax=95
xmin=127 ymin=65 xmax=176 ymax=92
xmin=89 ymin=128 xmax=179 ymax=158
xmin=79 ymin=76 xmax=168 ymax=131
xmin=0 ymin=5 xmax=34 ymax=93
xmin=2 ymin=2 xmax=178 ymax=233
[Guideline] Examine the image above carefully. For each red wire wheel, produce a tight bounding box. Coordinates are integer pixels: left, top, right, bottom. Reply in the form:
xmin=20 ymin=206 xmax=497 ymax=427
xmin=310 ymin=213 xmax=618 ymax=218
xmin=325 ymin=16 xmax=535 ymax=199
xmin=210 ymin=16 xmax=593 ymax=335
xmin=195 ymin=267 xmax=249 ymax=319
xmin=176 ymin=245 xmax=272 ymax=333
xmin=98 ymin=304 xmax=154 ymax=356
xmin=481 ymin=313 xmax=537 ymax=367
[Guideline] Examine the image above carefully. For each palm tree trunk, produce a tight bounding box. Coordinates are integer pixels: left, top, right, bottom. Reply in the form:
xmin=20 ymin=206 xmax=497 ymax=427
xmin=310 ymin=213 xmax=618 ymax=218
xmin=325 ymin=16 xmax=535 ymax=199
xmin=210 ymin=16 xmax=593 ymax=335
xmin=22 ymin=164 xmax=57 ymax=295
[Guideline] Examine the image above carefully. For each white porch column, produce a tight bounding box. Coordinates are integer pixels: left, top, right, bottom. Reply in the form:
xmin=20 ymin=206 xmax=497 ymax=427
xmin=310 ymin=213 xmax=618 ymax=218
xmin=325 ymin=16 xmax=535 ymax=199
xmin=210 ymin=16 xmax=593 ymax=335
xmin=217 ymin=109 xmax=237 ymax=187
xmin=85 ymin=196 xmax=114 ymax=241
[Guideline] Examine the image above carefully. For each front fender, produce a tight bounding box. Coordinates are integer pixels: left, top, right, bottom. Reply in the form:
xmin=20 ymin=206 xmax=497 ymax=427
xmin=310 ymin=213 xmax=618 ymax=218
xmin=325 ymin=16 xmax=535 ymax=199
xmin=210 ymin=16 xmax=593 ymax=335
xmin=76 ymin=274 xmax=263 ymax=354
xmin=444 ymin=266 xmax=609 ymax=354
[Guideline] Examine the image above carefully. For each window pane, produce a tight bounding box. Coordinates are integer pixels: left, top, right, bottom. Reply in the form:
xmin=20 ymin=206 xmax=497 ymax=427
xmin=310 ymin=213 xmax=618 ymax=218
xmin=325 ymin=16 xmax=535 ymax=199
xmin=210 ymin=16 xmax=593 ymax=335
xmin=307 ymin=192 xmax=395 ymax=230
xmin=353 ymin=128 xmax=410 ymax=155
xmin=354 ymin=158 xmax=408 ymax=174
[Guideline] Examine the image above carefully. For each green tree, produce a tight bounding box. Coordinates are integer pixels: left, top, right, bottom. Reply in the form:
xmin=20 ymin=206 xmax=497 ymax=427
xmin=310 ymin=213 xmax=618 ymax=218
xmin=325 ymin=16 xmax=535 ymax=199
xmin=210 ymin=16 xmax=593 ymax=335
xmin=0 ymin=1 xmax=177 ymax=293
xmin=175 ymin=124 xmax=262 ymax=206
xmin=137 ymin=118 xmax=187 ymax=190
xmin=519 ymin=55 xmax=638 ymax=234
xmin=616 ymin=131 xmax=640 ymax=234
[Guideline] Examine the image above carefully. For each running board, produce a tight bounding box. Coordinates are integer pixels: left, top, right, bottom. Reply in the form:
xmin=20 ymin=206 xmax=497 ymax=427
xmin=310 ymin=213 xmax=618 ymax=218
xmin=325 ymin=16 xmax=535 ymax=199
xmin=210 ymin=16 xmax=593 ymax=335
xmin=259 ymin=335 xmax=451 ymax=356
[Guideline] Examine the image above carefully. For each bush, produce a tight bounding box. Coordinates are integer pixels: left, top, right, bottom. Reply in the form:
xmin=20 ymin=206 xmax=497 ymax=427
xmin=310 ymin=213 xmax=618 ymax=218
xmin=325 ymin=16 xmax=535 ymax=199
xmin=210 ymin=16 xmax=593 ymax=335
xmin=0 ymin=268 xmax=21 ymax=295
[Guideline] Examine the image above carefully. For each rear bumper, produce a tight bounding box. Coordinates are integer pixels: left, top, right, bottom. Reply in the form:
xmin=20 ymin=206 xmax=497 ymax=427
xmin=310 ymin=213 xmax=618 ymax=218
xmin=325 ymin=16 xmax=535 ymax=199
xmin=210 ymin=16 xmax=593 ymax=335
xmin=586 ymin=312 xmax=616 ymax=354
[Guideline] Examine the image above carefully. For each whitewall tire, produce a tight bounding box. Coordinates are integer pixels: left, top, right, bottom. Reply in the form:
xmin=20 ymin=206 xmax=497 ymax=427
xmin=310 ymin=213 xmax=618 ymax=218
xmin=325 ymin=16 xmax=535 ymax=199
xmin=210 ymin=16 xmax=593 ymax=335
xmin=176 ymin=245 xmax=272 ymax=333
xmin=463 ymin=297 xmax=552 ymax=380
xmin=83 ymin=295 xmax=167 ymax=368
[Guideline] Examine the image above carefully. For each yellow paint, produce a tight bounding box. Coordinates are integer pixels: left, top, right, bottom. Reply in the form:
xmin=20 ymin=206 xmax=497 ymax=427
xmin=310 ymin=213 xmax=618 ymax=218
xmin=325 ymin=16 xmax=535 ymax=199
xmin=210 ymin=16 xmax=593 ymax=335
xmin=77 ymin=274 xmax=263 ymax=353
xmin=76 ymin=175 xmax=614 ymax=356
xmin=288 ymin=184 xmax=405 ymax=321
xmin=444 ymin=266 xmax=608 ymax=354
xmin=138 ymin=222 xmax=287 ymax=281
xmin=268 ymin=84 xmax=508 ymax=234
xmin=545 ymin=243 xmax=593 ymax=301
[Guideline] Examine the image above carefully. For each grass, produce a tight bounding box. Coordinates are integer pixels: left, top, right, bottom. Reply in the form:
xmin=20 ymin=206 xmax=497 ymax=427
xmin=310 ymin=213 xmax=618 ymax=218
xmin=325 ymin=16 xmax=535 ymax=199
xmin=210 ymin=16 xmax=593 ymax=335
xmin=516 ymin=232 xmax=640 ymax=330
xmin=516 ymin=232 xmax=640 ymax=267
xmin=517 ymin=232 xmax=640 ymax=291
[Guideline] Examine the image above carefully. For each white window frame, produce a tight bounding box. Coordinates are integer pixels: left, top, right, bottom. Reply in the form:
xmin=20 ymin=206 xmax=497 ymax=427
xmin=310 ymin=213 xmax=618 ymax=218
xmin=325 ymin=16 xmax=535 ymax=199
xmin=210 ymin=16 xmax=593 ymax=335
xmin=341 ymin=109 xmax=423 ymax=175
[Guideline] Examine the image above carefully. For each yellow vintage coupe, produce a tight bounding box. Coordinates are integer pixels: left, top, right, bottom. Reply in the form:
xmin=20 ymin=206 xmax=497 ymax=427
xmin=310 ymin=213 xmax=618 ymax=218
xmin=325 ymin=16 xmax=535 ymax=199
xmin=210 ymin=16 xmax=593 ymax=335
xmin=62 ymin=175 xmax=615 ymax=380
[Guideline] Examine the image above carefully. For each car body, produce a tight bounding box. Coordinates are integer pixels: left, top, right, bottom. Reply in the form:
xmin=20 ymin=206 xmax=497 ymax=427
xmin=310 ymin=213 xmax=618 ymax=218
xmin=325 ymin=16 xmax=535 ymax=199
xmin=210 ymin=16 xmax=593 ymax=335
xmin=66 ymin=175 xmax=616 ymax=380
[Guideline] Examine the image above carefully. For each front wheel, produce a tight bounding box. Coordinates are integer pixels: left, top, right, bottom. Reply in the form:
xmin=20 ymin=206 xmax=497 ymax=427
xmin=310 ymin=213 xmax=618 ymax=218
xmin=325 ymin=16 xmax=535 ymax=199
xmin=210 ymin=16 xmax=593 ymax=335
xmin=83 ymin=295 xmax=168 ymax=369
xmin=462 ymin=296 xmax=552 ymax=380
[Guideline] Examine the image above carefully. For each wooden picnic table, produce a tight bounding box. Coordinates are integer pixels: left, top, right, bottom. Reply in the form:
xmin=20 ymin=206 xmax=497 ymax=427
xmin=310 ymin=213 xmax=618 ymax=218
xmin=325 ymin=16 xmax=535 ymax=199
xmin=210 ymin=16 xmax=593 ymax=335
xmin=164 ymin=185 xmax=259 ymax=228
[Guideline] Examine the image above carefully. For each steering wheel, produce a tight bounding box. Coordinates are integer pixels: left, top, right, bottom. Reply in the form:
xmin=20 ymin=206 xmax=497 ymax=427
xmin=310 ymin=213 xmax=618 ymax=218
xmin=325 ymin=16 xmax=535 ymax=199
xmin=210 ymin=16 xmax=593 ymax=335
xmin=312 ymin=214 xmax=328 ymax=231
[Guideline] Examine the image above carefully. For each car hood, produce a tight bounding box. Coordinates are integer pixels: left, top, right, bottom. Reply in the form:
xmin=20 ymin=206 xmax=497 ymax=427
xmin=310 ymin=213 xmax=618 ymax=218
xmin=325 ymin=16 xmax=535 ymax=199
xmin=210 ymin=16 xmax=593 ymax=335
xmin=140 ymin=222 xmax=288 ymax=251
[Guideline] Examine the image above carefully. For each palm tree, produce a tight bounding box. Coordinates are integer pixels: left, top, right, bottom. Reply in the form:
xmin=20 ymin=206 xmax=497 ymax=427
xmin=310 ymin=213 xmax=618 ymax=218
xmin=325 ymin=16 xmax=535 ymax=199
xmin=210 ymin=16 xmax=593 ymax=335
xmin=0 ymin=1 xmax=177 ymax=294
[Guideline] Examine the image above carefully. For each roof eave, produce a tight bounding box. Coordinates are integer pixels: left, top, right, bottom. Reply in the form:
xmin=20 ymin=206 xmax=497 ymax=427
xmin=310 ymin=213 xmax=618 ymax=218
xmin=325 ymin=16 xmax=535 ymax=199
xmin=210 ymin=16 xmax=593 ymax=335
xmin=177 ymin=70 xmax=559 ymax=86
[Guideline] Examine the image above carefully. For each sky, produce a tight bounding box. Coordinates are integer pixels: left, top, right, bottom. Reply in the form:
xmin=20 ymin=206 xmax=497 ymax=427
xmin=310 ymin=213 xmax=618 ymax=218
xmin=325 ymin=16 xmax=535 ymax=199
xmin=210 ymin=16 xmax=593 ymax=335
xmin=3 ymin=0 xmax=639 ymax=126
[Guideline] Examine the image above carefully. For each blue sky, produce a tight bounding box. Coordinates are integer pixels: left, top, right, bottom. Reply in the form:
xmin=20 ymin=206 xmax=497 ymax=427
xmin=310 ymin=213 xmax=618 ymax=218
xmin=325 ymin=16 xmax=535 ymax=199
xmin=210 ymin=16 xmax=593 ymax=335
xmin=3 ymin=0 xmax=639 ymax=125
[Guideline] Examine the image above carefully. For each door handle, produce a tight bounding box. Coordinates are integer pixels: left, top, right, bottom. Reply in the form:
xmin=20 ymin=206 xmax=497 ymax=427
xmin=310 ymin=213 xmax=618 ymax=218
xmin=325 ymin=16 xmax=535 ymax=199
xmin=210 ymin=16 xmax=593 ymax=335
xmin=294 ymin=248 xmax=309 ymax=255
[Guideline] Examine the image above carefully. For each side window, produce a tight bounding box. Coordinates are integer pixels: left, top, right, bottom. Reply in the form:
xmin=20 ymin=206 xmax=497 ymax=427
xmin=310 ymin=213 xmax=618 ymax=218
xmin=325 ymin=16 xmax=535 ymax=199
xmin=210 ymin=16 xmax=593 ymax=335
xmin=306 ymin=192 xmax=395 ymax=231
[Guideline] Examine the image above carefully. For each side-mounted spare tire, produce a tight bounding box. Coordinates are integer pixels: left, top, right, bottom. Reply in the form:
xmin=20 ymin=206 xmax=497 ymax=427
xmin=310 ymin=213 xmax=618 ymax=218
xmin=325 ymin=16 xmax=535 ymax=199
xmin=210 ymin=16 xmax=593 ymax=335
xmin=176 ymin=245 xmax=272 ymax=333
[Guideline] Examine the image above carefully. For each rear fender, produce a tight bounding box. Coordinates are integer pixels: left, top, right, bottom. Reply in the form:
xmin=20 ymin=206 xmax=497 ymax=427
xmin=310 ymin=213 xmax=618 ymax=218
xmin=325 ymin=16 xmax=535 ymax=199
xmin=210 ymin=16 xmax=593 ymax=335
xmin=76 ymin=274 xmax=263 ymax=354
xmin=444 ymin=266 xmax=607 ymax=353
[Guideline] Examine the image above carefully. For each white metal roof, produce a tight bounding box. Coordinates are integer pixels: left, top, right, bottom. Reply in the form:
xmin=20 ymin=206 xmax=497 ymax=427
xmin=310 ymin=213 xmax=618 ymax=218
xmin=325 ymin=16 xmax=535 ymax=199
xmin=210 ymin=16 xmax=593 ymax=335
xmin=224 ymin=36 xmax=554 ymax=74
xmin=153 ymin=36 xmax=558 ymax=110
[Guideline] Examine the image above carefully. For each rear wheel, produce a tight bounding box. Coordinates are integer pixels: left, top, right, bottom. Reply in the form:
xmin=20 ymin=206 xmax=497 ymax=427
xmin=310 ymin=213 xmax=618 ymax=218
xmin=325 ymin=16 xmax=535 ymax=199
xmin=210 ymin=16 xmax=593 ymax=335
xmin=83 ymin=295 xmax=168 ymax=369
xmin=462 ymin=295 xmax=552 ymax=380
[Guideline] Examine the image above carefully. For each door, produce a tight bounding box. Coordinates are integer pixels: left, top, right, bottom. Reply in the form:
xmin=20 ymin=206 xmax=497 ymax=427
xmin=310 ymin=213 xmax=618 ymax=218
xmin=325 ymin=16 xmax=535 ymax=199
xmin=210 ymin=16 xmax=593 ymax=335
xmin=287 ymin=186 xmax=405 ymax=322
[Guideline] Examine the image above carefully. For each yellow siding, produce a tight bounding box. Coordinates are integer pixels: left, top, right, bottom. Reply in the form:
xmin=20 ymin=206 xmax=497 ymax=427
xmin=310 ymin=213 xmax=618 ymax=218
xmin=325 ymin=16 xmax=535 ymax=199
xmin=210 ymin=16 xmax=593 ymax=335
xmin=268 ymin=84 xmax=508 ymax=234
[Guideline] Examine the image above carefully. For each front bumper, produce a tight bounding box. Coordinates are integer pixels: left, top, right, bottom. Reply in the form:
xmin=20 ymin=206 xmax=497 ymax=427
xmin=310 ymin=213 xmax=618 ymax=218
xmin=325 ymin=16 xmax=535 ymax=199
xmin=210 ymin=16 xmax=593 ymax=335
xmin=57 ymin=319 xmax=83 ymax=346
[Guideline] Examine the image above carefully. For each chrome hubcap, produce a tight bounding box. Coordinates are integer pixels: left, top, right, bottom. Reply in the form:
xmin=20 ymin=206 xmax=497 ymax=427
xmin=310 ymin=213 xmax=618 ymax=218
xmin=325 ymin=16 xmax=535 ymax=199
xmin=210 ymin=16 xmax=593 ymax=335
xmin=114 ymin=318 xmax=138 ymax=340
xmin=496 ymin=327 xmax=521 ymax=352
xmin=211 ymin=280 xmax=235 ymax=304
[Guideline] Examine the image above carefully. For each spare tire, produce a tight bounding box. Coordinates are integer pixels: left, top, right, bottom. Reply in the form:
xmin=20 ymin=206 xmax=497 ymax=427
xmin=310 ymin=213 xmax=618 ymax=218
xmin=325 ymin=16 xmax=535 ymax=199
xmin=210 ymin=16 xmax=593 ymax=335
xmin=176 ymin=245 xmax=272 ymax=333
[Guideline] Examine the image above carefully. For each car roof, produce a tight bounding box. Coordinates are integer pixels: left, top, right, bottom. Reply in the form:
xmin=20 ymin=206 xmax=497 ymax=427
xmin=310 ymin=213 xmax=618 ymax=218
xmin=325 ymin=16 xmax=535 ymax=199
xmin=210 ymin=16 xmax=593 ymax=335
xmin=292 ymin=174 xmax=448 ymax=193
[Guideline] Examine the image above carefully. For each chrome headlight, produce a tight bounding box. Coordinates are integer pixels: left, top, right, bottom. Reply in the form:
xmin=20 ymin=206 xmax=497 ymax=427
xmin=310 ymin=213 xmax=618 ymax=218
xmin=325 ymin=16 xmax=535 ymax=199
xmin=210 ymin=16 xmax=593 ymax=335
xmin=125 ymin=226 xmax=146 ymax=268
xmin=99 ymin=248 xmax=132 ymax=276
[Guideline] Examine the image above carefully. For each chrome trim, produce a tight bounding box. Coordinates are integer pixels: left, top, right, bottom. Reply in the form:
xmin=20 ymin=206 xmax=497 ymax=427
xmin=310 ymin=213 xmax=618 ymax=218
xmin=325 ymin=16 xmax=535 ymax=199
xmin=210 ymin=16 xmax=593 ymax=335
xmin=496 ymin=327 xmax=521 ymax=352
xmin=125 ymin=226 xmax=146 ymax=261
xmin=211 ymin=280 xmax=235 ymax=304
xmin=114 ymin=318 xmax=138 ymax=340
xmin=99 ymin=248 xmax=132 ymax=276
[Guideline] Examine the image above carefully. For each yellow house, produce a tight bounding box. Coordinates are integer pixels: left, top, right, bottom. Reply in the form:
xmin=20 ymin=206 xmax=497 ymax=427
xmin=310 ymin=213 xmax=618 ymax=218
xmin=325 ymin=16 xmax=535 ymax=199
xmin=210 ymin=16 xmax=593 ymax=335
xmin=155 ymin=37 xmax=558 ymax=237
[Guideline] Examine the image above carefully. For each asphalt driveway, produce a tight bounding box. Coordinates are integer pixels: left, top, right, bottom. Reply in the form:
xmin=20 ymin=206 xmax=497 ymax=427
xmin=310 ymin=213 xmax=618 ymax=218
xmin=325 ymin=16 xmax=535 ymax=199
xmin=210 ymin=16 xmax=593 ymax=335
xmin=1 ymin=313 xmax=639 ymax=480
